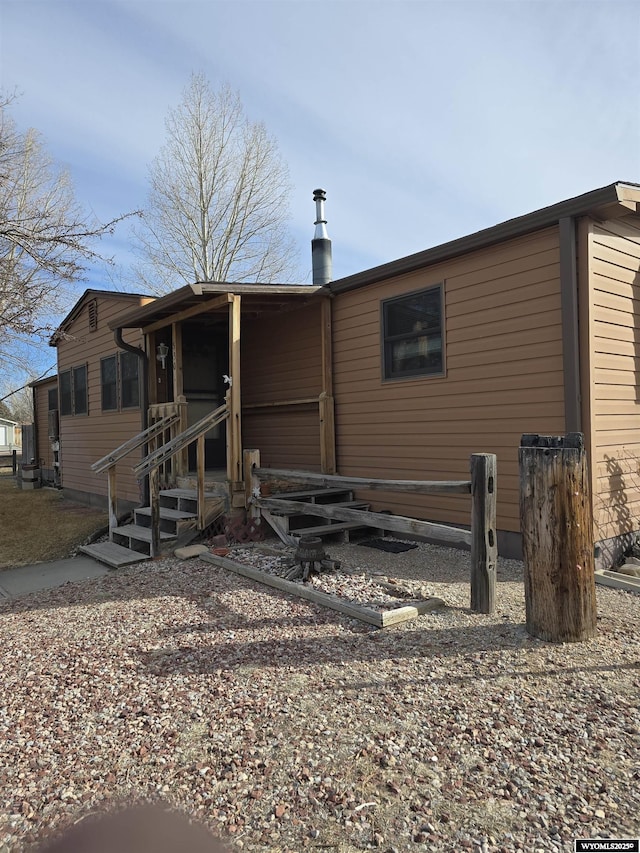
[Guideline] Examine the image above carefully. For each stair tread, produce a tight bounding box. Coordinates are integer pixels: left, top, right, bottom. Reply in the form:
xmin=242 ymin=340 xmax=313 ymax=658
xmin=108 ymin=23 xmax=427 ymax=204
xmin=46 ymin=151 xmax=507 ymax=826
xmin=112 ymin=524 xmax=174 ymax=542
xmin=266 ymin=499 xmax=370 ymax=517
xmin=136 ymin=506 xmax=196 ymax=520
xmin=272 ymin=488 xmax=352 ymax=501
xmin=79 ymin=541 xmax=149 ymax=568
xmin=294 ymin=522 xmax=370 ymax=537
xmin=160 ymin=488 xmax=220 ymax=499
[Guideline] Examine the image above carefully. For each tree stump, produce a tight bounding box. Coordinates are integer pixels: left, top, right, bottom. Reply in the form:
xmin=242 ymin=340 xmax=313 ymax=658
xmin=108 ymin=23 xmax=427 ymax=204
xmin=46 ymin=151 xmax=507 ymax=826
xmin=519 ymin=433 xmax=597 ymax=642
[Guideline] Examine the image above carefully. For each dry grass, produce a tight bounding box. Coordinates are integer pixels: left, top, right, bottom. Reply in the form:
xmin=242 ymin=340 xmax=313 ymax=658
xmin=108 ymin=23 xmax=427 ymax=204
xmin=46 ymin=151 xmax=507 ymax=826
xmin=0 ymin=474 xmax=107 ymax=569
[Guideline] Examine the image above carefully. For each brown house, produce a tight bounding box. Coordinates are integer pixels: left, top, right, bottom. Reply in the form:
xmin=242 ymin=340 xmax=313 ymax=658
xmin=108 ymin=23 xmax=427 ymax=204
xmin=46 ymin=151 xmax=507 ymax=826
xmin=46 ymin=290 xmax=154 ymax=507
xmin=40 ymin=181 xmax=640 ymax=567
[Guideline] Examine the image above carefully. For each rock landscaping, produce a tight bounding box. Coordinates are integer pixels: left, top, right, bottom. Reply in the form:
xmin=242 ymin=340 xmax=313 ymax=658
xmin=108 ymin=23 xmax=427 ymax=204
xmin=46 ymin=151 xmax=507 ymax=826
xmin=0 ymin=538 xmax=638 ymax=852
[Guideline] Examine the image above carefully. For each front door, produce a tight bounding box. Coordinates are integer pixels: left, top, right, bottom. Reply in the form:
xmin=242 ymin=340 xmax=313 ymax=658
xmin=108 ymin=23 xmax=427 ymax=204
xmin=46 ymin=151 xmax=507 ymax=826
xmin=182 ymin=318 xmax=229 ymax=470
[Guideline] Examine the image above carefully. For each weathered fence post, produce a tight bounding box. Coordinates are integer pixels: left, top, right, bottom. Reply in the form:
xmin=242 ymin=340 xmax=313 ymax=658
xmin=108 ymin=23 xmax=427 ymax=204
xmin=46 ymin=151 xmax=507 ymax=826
xmin=244 ymin=449 xmax=261 ymax=517
xmin=470 ymin=453 xmax=497 ymax=614
xmin=519 ymin=433 xmax=597 ymax=642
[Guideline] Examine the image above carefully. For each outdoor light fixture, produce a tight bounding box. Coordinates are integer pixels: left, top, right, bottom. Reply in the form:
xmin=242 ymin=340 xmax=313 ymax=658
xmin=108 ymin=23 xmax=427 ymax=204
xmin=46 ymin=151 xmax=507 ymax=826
xmin=156 ymin=342 xmax=169 ymax=370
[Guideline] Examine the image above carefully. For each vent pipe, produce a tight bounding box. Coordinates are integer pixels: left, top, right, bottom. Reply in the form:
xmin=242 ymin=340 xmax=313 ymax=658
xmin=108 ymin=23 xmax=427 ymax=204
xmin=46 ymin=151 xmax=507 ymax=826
xmin=311 ymin=188 xmax=332 ymax=285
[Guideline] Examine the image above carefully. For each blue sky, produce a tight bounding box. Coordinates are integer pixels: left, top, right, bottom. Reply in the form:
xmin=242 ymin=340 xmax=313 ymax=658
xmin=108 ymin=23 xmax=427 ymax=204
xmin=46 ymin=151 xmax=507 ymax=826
xmin=1 ymin=0 xmax=640 ymax=383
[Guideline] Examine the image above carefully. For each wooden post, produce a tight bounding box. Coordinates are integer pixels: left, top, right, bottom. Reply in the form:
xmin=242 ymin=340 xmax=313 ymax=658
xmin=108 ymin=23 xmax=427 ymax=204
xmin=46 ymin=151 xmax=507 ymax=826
xmin=150 ymin=467 xmax=160 ymax=558
xmin=12 ymin=449 xmax=17 ymax=475
xmin=225 ymin=388 xmax=233 ymax=483
xmin=229 ymin=295 xmax=242 ymax=483
xmin=470 ymin=453 xmax=497 ymax=614
xmin=519 ymin=433 xmax=597 ymax=642
xmin=107 ymin=465 xmax=117 ymax=542
xmin=319 ymin=392 xmax=337 ymax=475
xmin=197 ymin=434 xmax=205 ymax=529
xmin=319 ymin=297 xmax=336 ymax=474
xmin=243 ymin=449 xmax=261 ymax=518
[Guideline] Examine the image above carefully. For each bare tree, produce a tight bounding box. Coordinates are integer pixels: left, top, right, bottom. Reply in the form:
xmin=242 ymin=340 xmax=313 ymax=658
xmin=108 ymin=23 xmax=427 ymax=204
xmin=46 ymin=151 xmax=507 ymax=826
xmin=0 ymin=95 xmax=135 ymax=356
xmin=134 ymin=74 xmax=299 ymax=293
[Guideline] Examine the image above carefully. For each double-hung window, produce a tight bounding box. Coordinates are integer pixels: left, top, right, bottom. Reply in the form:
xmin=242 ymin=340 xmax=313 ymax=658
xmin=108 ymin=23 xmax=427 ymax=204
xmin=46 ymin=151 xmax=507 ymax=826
xmin=382 ymin=284 xmax=444 ymax=380
xmin=58 ymin=365 xmax=88 ymax=416
xmin=101 ymin=352 xmax=140 ymax=411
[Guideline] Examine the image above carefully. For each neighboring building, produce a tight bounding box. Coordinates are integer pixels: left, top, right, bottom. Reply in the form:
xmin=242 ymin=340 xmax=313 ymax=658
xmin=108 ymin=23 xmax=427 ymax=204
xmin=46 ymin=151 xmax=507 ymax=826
xmin=37 ymin=182 xmax=640 ymax=566
xmin=0 ymin=417 xmax=21 ymax=455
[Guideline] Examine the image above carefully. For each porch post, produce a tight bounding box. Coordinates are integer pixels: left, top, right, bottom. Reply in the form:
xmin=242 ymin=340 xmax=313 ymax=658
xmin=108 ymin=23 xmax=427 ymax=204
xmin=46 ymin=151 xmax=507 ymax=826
xmin=320 ymin=296 xmax=336 ymax=474
xmin=172 ymin=322 xmax=187 ymax=477
xmin=229 ymin=294 xmax=243 ymax=485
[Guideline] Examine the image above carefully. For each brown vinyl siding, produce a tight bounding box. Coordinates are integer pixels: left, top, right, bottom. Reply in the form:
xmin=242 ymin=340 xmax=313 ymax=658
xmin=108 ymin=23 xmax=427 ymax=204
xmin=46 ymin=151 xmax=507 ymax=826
xmin=242 ymin=302 xmax=324 ymax=470
xmin=332 ymin=227 xmax=565 ymax=533
xmin=56 ymin=295 xmax=147 ymax=505
xmin=587 ymin=215 xmax=640 ymax=542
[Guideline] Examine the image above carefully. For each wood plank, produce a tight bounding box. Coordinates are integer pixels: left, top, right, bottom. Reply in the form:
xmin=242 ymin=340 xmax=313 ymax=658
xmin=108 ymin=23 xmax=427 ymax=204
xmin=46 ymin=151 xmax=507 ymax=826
xmin=202 ymin=552 xmax=445 ymax=628
xmin=202 ymin=552 xmax=384 ymax=626
xmin=79 ymin=542 xmax=149 ymax=568
xmin=258 ymin=497 xmax=473 ymax=547
xmin=142 ymin=294 xmax=232 ymax=335
xmin=242 ymin=398 xmax=318 ymax=410
xmin=255 ymin=468 xmax=471 ymax=495
xmin=380 ymin=599 xmax=446 ymax=627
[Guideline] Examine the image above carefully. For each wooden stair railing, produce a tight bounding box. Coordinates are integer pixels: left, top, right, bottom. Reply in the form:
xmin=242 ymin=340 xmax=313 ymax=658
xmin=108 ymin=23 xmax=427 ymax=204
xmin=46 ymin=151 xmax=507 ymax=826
xmin=91 ymin=413 xmax=181 ymax=543
xmin=133 ymin=403 xmax=230 ymax=555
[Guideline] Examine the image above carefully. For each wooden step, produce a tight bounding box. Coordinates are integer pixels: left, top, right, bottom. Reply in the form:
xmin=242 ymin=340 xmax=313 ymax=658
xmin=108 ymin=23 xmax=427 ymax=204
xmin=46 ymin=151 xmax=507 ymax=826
xmin=135 ymin=506 xmax=197 ymax=534
xmin=293 ymin=521 xmax=375 ymax=543
xmin=272 ymin=487 xmax=353 ymax=503
xmin=79 ymin=541 xmax=150 ymax=569
xmin=268 ymin=500 xmax=370 ymax=518
xmin=112 ymin=524 xmax=174 ymax=554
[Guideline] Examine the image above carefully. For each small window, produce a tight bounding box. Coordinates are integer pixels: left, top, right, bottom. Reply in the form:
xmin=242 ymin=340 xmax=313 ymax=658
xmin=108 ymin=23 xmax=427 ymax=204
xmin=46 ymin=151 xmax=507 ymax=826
xmin=101 ymin=356 xmax=118 ymax=411
xmin=73 ymin=365 xmax=88 ymax=415
xmin=382 ymin=284 xmax=444 ymax=380
xmin=59 ymin=371 xmax=72 ymax=416
xmin=48 ymin=388 xmax=58 ymax=411
xmin=120 ymin=352 xmax=140 ymax=409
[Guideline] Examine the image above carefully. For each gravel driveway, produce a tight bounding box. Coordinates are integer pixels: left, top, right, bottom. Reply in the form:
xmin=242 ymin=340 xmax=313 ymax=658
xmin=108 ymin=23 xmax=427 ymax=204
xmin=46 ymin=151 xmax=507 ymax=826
xmin=0 ymin=540 xmax=638 ymax=852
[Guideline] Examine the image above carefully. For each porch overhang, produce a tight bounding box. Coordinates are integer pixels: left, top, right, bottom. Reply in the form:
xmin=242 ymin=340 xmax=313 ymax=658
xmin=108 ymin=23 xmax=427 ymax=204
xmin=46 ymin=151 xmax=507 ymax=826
xmin=109 ymin=282 xmax=330 ymax=332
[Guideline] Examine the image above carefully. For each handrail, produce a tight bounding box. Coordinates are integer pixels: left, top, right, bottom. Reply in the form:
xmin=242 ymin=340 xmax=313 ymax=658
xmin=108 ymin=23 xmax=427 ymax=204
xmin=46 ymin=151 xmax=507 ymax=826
xmin=134 ymin=403 xmax=229 ymax=478
xmin=91 ymin=413 xmax=181 ymax=474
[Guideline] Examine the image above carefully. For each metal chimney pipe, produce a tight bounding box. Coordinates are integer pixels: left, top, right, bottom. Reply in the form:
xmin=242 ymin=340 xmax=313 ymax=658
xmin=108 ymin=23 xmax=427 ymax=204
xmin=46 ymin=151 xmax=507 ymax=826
xmin=312 ymin=188 xmax=332 ymax=285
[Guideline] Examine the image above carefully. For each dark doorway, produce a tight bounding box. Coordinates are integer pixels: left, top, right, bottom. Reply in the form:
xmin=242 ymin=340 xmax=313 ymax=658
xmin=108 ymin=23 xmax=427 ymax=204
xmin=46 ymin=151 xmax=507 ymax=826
xmin=182 ymin=317 xmax=228 ymax=470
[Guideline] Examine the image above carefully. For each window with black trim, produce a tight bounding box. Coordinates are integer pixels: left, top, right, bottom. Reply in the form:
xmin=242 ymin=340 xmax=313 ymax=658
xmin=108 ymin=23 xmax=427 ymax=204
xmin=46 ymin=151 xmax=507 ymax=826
xmin=101 ymin=356 xmax=118 ymax=411
xmin=59 ymin=371 xmax=72 ymax=416
xmin=101 ymin=352 xmax=140 ymax=411
xmin=58 ymin=365 xmax=88 ymax=416
xmin=382 ymin=284 xmax=444 ymax=380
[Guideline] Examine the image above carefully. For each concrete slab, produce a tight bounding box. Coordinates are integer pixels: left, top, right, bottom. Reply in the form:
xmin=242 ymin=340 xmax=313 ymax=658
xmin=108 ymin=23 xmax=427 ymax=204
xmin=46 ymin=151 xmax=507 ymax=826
xmin=0 ymin=555 xmax=110 ymax=600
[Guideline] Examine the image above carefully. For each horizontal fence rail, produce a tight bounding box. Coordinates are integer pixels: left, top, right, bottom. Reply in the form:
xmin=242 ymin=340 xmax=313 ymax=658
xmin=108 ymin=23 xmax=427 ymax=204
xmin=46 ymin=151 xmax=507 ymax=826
xmin=254 ymin=467 xmax=472 ymax=496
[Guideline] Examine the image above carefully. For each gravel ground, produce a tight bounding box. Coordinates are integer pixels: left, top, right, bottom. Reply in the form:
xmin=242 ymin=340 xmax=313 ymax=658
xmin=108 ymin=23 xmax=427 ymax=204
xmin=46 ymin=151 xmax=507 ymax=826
xmin=0 ymin=538 xmax=639 ymax=853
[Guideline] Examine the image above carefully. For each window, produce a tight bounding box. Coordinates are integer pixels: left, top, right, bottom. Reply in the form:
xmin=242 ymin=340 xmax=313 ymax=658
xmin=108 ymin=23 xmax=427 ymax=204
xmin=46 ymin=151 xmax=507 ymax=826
xmin=48 ymin=387 xmax=58 ymax=411
xmin=101 ymin=356 xmax=118 ymax=411
xmin=73 ymin=366 xmax=87 ymax=415
xmin=59 ymin=365 xmax=88 ymax=416
xmin=382 ymin=284 xmax=444 ymax=380
xmin=120 ymin=352 xmax=140 ymax=409
xmin=101 ymin=352 xmax=140 ymax=411
xmin=59 ymin=371 xmax=72 ymax=416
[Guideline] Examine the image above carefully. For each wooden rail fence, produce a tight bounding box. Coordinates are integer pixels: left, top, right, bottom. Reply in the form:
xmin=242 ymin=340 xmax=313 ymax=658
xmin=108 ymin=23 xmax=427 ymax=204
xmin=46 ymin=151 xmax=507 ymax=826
xmin=244 ymin=450 xmax=497 ymax=614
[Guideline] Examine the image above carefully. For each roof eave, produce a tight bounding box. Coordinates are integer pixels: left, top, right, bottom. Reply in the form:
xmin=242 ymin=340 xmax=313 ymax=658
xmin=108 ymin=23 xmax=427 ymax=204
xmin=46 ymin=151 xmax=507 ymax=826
xmin=109 ymin=282 xmax=329 ymax=330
